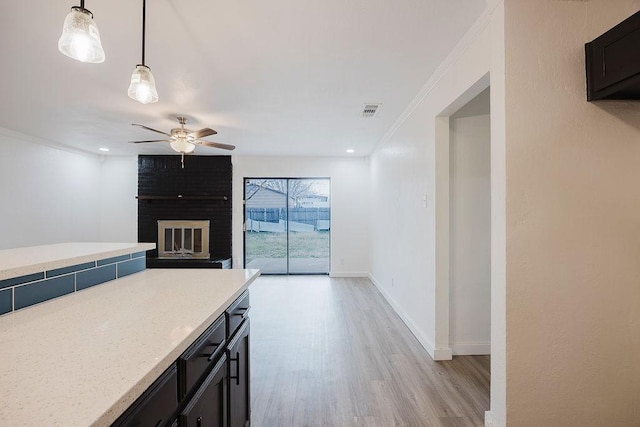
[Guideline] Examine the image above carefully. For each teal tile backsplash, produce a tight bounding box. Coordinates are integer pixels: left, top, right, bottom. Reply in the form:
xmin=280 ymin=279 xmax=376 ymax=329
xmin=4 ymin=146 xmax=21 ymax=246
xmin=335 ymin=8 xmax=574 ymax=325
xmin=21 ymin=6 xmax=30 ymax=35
xmin=1 ymin=251 xmax=146 ymax=315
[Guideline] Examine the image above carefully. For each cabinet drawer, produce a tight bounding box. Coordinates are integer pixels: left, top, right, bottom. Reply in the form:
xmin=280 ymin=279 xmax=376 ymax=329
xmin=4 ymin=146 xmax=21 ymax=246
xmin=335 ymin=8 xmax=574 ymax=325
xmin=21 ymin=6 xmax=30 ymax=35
xmin=226 ymin=291 xmax=250 ymax=339
xmin=179 ymin=354 xmax=228 ymax=427
xmin=112 ymin=363 xmax=178 ymax=427
xmin=178 ymin=314 xmax=226 ymax=400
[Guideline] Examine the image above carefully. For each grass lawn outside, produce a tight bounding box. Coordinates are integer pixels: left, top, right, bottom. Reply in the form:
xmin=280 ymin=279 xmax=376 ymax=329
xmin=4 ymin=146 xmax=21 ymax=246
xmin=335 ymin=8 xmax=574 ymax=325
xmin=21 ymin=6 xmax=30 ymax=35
xmin=245 ymin=231 xmax=330 ymax=264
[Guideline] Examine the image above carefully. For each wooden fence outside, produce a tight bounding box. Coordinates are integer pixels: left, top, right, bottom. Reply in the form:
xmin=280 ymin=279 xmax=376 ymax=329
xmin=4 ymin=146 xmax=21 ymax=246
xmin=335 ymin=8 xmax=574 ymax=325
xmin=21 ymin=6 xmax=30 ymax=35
xmin=245 ymin=208 xmax=330 ymax=226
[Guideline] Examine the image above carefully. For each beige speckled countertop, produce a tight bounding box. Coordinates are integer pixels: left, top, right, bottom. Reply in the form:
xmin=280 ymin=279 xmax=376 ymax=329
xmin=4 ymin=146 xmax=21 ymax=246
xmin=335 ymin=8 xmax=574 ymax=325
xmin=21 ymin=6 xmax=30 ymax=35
xmin=0 ymin=268 xmax=260 ymax=426
xmin=0 ymin=242 xmax=156 ymax=280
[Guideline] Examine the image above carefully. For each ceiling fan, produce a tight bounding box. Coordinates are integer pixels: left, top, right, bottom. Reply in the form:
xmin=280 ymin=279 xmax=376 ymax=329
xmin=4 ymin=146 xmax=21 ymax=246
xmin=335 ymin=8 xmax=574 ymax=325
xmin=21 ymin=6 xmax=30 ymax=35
xmin=130 ymin=116 xmax=235 ymax=166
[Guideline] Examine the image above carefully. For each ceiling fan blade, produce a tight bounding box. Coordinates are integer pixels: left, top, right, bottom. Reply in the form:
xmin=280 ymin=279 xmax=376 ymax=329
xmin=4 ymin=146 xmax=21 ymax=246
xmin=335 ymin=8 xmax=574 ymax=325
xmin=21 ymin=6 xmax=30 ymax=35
xmin=132 ymin=124 xmax=172 ymax=137
xmin=197 ymin=140 xmax=236 ymax=150
xmin=129 ymin=139 xmax=170 ymax=143
xmin=190 ymin=128 xmax=217 ymax=138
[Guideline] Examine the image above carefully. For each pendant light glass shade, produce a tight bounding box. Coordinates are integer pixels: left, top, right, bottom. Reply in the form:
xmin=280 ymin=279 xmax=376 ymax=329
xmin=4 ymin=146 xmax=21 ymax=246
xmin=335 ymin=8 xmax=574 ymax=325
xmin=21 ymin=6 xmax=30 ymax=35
xmin=128 ymin=65 xmax=158 ymax=104
xmin=170 ymin=139 xmax=196 ymax=153
xmin=58 ymin=6 xmax=105 ymax=63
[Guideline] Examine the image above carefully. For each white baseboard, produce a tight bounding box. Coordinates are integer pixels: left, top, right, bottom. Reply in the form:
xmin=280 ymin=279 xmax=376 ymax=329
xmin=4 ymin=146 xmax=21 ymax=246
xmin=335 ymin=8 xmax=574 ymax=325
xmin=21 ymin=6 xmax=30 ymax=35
xmin=484 ymin=411 xmax=494 ymax=427
xmin=452 ymin=342 xmax=491 ymax=356
xmin=329 ymin=271 xmax=369 ymax=278
xmin=368 ymin=273 xmax=452 ymax=361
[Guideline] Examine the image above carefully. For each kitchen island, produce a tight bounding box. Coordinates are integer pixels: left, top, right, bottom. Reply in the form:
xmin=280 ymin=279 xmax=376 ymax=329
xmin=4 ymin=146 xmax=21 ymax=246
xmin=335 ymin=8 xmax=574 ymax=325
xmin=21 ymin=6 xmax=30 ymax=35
xmin=0 ymin=243 xmax=259 ymax=426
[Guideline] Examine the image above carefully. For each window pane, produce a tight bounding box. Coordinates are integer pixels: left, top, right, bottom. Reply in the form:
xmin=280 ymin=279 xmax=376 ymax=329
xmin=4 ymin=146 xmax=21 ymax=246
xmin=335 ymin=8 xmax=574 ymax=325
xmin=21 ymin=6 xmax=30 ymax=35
xmin=184 ymin=228 xmax=193 ymax=251
xmin=194 ymin=229 xmax=202 ymax=252
xmin=174 ymin=228 xmax=182 ymax=251
xmin=287 ymin=178 xmax=330 ymax=274
xmin=164 ymin=228 xmax=172 ymax=252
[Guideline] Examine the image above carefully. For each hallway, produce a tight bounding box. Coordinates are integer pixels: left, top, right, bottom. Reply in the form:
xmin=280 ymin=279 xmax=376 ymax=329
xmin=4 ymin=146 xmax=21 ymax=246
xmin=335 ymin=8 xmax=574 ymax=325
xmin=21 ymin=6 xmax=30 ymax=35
xmin=250 ymin=276 xmax=489 ymax=426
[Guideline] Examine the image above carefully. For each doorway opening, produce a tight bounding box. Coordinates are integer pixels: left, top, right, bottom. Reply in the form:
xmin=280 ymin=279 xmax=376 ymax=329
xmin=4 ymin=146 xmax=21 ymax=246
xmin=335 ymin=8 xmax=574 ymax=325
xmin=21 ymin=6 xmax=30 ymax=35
xmin=243 ymin=178 xmax=330 ymax=274
xmin=449 ymin=88 xmax=491 ymax=356
xmin=434 ymin=73 xmax=491 ymax=361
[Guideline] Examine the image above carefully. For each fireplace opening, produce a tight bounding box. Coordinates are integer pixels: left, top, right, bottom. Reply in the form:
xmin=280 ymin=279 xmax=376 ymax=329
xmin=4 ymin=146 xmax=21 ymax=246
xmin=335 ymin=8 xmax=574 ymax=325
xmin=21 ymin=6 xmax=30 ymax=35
xmin=158 ymin=220 xmax=210 ymax=259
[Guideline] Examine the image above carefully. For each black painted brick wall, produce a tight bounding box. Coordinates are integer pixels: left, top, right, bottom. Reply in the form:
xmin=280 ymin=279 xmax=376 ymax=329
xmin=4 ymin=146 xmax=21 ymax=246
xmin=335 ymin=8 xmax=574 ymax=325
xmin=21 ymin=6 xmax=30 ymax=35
xmin=137 ymin=155 xmax=232 ymax=260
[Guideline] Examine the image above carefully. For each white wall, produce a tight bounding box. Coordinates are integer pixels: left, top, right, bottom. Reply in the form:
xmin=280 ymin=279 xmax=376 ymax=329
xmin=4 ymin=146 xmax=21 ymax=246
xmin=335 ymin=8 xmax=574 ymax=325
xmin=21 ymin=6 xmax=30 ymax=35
xmin=504 ymin=1 xmax=640 ymax=425
xmin=449 ymin=91 xmax=491 ymax=355
xmin=0 ymin=129 xmax=139 ymax=249
xmin=369 ymin=10 xmax=496 ymax=356
xmin=0 ymin=146 xmax=370 ymax=276
xmin=0 ymin=128 xmax=103 ymax=249
xmin=232 ymin=156 xmax=370 ymax=276
xmin=368 ymin=3 xmax=507 ymax=424
xmin=99 ymin=156 xmax=138 ymax=242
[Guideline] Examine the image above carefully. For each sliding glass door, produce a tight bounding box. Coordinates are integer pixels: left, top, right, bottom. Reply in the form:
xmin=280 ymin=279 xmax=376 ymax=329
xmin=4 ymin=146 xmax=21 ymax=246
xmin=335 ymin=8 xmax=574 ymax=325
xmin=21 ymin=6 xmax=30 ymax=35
xmin=243 ymin=178 xmax=330 ymax=274
xmin=287 ymin=178 xmax=330 ymax=274
xmin=244 ymin=178 xmax=288 ymax=274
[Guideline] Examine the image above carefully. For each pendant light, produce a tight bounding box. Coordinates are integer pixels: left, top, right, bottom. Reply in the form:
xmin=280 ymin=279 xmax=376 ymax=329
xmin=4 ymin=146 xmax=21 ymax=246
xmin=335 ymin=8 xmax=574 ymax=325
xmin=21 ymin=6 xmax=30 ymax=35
xmin=128 ymin=0 xmax=158 ymax=104
xmin=58 ymin=0 xmax=105 ymax=63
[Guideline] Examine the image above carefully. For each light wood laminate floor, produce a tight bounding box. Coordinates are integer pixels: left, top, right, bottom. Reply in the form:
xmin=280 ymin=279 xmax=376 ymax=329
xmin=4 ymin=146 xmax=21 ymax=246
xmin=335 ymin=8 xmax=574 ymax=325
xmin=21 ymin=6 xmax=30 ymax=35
xmin=250 ymin=276 xmax=489 ymax=427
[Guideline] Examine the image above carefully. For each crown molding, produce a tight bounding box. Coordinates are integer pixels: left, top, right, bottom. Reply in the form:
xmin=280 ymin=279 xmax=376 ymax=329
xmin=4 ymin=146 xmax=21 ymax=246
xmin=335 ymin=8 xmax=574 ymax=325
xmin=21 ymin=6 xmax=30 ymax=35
xmin=0 ymin=126 xmax=101 ymax=159
xmin=372 ymin=3 xmax=500 ymax=154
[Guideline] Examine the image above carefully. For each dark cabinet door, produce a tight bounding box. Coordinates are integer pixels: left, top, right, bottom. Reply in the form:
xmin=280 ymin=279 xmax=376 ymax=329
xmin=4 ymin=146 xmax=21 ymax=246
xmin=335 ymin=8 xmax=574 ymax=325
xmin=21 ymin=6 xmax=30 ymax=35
xmin=227 ymin=319 xmax=250 ymax=427
xmin=112 ymin=364 xmax=178 ymax=427
xmin=179 ymin=354 xmax=228 ymax=427
xmin=179 ymin=314 xmax=226 ymax=400
xmin=226 ymin=291 xmax=250 ymax=340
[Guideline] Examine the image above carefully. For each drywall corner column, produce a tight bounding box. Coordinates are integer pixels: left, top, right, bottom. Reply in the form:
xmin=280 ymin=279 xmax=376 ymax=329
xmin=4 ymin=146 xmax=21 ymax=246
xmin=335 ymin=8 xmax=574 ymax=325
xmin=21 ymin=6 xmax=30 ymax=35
xmin=434 ymin=115 xmax=452 ymax=360
xmin=504 ymin=0 xmax=640 ymax=425
xmin=489 ymin=1 xmax=506 ymax=426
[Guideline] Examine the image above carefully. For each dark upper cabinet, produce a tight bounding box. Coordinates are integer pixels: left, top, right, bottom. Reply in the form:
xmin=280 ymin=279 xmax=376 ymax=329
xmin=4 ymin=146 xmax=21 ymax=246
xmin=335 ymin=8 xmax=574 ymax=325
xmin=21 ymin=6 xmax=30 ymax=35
xmin=227 ymin=320 xmax=250 ymax=427
xmin=586 ymin=10 xmax=640 ymax=100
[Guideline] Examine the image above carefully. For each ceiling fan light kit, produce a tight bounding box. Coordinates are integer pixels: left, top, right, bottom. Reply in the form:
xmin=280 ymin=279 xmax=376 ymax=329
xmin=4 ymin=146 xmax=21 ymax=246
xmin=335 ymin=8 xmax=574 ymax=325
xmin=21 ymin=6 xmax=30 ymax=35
xmin=170 ymin=139 xmax=196 ymax=154
xmin=130 ymin=116 xmax=235 ymax=167
xmin=58 ymin=1 xmax=105 ymax=63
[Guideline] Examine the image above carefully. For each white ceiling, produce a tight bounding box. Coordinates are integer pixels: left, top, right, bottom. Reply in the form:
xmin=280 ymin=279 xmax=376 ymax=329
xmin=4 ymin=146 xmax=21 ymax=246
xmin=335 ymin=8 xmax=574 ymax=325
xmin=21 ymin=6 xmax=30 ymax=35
xmin=0 ymin=0 xmax=485 ymax=157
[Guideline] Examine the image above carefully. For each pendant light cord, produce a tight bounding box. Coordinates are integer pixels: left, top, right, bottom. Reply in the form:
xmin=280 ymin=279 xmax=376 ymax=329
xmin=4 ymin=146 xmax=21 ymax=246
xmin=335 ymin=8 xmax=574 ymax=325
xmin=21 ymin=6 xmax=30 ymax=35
xmin=80 ymin=0 xmax=85 ymax=8
xmin=141 ymin=0 xmax=146 ymax=65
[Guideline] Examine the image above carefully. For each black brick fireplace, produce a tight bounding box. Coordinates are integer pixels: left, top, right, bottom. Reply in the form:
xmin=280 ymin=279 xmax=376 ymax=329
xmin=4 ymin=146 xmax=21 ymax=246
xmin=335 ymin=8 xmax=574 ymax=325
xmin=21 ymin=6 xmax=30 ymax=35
xmin=137 ymin=155 xmax=232 ymax=268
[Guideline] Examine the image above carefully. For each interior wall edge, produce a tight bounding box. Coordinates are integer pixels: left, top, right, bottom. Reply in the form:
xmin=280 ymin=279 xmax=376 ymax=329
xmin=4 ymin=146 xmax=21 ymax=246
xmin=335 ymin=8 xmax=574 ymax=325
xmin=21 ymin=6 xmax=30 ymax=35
xmin=368 ymin=273 xmax=451 ymax=361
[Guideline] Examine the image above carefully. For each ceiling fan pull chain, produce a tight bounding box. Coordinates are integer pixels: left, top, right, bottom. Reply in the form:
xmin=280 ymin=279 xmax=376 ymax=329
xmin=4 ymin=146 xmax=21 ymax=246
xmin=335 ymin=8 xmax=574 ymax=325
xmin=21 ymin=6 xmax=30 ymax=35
xmin=181 ymin=152 xmax=185 ymax=169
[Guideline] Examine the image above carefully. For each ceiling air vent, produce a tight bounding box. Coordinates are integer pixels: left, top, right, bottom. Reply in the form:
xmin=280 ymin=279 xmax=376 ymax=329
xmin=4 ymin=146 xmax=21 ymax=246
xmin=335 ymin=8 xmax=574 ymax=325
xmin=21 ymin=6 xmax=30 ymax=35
xmin=362 ymin=103 xmax=381 ymax=117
